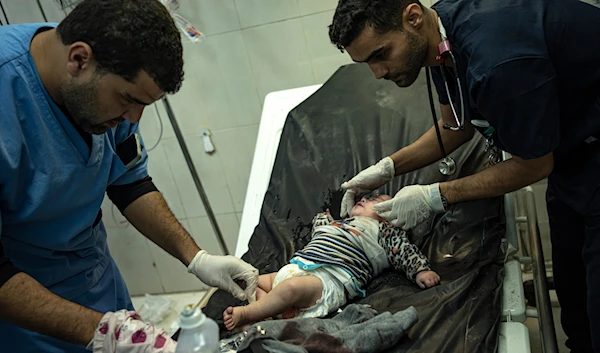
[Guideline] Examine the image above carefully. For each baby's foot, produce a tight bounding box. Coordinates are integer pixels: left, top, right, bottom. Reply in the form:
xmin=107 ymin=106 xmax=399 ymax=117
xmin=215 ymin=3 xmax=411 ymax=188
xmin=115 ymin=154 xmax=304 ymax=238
xmin=223 ymin=306 xmax=248 ymax=331
xmin=416 ymin=270 xmax=441 ymax=289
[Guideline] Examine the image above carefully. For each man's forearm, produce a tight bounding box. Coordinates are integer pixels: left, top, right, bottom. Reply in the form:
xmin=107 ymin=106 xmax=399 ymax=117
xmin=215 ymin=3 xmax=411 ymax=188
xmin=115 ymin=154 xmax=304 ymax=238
xmin=123 ymin=191 xmax=200 ymax=266
xmin=439 ymin=153 xmax=554 ymax=204
xmin=0 ymin=272 xmax=102 ymax=346
xmin=391 ymin=119 xmax=473 ymax=175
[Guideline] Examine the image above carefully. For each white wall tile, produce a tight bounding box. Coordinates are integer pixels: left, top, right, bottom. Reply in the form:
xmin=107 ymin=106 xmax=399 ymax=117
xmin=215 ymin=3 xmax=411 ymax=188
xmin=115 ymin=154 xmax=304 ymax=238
xmin=139 ymin=102 xmax=176 ymax=147
xmin=311 ymin=56 xmax=353 ymax=83
xmin=40 ymin=1 xmax=67 ymax=22
xmin=162 ymin=137 xmax=235 ymax=218
xmin=106 ymin=225 xmax=164 ymax=295
xmin=188 ymin=216 xmax=227 ymax=256
xmin=166 ymin=69 xmax=210 ymax=136
xmin=146 ymin=144 xmax=187 ymax=220
xmin=177 ymin=0 xmax=240 ymax=36
xmin=243 ymin=18 xmax=316 ymax=101
xmin=145 ymin=220 xmax=209 ymax=293
xmin=302 ymin=11 xmax=353 ymax=83
xmin=211 ymin=125 xmax=259 ymax=212
xmin=298 ymin=0 xmax=339 ymax=16
xmin=180 ymin=31 xmax=261 ymax=131
xmin=234 ymin=0 xmax=300 ymax=28
xmin=1 ymin=0 xmax=45 ymax=23
xmin=216 ymin=213 xmax=241 ymax=256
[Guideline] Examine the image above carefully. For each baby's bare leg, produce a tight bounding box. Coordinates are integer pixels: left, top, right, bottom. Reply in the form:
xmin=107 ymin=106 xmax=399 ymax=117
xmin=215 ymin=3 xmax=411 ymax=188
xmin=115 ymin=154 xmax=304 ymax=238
xmin=224 ymin=275 xmax=323 ymax=330
xmin=255 ymin=273 xmax=277 ymax=301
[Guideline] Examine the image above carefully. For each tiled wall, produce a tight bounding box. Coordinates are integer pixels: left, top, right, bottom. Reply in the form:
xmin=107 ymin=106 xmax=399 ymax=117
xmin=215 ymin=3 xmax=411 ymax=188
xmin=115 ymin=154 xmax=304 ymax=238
xmin=101 ymin=0 xmax=355 ymax=295
xmin=3 ymin=0 xmax=552 ymax=296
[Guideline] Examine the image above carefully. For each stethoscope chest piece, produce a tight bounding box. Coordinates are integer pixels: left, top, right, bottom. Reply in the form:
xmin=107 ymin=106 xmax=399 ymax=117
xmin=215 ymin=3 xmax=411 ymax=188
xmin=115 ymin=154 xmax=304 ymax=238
xmin=439 ymin=157 xmax=457 ymax=176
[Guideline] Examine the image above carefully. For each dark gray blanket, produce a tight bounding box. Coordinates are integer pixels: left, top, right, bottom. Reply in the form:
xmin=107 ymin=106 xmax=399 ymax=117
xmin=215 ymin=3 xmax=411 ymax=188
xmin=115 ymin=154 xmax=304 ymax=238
xmin=237 ymin=304 xmax=419 ymax=353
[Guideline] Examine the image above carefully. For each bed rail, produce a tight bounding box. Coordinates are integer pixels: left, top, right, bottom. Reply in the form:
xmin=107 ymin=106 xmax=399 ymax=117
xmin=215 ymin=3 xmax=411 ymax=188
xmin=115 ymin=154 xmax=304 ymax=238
xmin=522 ymin=186 xmax=558 ymax=353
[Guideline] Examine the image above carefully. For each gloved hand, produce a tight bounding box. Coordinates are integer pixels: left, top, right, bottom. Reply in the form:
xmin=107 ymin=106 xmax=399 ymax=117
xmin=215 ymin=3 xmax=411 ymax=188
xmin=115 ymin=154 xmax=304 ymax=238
xmin=90 ymin=310 xmax=175 ymax=353
xmin=372 ymin=183 xmax=446 ymax=230
xmin=188 ymin=250 xmax=259 ymax=302
xmin=340 ymin=157 xmax=395 ymax=217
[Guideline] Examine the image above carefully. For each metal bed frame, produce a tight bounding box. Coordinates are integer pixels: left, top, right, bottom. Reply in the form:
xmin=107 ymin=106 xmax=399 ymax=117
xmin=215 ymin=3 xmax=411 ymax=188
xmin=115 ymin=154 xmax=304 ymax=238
xmin=235 ymin=86 xmax=559 ymax=352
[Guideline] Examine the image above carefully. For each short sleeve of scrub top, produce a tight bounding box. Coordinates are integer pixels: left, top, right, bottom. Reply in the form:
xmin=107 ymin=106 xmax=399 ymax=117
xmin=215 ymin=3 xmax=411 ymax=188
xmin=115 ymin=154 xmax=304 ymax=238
xmin=110 ymin=121 xmax=151 ymax=186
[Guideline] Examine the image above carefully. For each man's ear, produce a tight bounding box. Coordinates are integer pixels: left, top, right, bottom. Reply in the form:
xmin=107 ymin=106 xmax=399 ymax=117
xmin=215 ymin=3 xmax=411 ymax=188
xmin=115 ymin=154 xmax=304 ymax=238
xmin=66 ymin=41 xmax=94 ymax=77
xmin=404 ymin=3 xmax=425 ymax=30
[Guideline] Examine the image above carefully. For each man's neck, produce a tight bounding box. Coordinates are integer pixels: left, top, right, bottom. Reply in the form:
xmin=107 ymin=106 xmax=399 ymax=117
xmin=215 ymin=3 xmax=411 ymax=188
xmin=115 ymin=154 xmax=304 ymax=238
xmin=424 ymin=8 xmax=447 ymax=67
xmin=30 ymin=28 xmax=64 ymax=107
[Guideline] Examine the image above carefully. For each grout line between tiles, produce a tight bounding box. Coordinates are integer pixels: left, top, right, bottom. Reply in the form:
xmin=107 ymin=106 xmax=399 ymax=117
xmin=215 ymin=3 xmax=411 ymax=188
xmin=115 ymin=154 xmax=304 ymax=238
xmin=202 ymin=9 xmax=335 ymax=38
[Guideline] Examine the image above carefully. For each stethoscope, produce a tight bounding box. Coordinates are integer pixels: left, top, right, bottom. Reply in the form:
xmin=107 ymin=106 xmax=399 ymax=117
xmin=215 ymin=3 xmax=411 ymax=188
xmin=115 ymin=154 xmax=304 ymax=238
xmin=425 ymin=17 xmax=465 ymax=176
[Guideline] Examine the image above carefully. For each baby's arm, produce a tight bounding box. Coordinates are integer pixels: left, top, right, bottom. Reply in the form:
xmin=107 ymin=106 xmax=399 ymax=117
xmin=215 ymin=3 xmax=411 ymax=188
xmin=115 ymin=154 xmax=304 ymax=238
xmin=312 ymin=209 xmax=334 ymax=229
xmin=378 ymin=223 xmax=438 ymax=287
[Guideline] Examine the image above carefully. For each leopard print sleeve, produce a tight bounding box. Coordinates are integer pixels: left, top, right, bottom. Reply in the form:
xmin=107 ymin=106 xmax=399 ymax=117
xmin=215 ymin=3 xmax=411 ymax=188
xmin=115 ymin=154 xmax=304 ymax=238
xmin=378 ymin=222 xmax=432 ymax=282
xmin=311 ymin=212 xmax=334 ymax=235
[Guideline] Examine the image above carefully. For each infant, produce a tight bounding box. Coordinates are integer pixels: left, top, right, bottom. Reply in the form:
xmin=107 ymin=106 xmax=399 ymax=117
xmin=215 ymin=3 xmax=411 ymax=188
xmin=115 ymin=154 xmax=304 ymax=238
xmin=223 ymin=195 xmax=440 ymax=330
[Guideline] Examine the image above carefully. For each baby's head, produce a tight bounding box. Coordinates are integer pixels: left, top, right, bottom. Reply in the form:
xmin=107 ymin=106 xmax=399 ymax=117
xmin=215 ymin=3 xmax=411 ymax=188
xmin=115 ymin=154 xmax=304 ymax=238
xmin=350 ymin=194 xmax=392 ymax=221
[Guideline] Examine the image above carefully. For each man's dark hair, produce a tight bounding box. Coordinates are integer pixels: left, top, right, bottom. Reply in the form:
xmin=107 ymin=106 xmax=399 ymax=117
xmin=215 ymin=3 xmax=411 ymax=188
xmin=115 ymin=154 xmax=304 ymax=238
xmin=57 ymin=0 xmax=184 ymax=94
xmin=329 ymin=0 xmax=423 ymax=52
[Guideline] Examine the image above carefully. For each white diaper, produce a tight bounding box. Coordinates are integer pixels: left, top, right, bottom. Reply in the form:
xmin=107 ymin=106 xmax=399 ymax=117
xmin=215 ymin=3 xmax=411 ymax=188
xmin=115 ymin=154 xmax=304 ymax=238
xmin=272 ymin=263 xmax=347 ymax=318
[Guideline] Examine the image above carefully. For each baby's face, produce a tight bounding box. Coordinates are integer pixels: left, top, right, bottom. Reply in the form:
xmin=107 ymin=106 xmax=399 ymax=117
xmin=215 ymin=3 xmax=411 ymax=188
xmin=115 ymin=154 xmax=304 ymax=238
xmin=350 ymin=194 xmax=392 ymax=220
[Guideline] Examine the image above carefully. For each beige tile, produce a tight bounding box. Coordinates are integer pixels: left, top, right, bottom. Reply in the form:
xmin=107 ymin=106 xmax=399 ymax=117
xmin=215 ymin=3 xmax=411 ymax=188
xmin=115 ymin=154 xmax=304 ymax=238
xmin=106 ymin=226 xmax=164 ymax=296
xmin=212 ymin=125 xmax=259 ymax=212
xmin=159 ymin=138 xmax=207 ymax=219
xmin=302 ymin=11 xmax=339 ymax=58
xmin=138 ymin=102 xmax=176 ymax=147
xmin=215 ymin=213 xmax=241 ymax=256
xmin=166 ymin=67 xmax=210 ymax=136
xmin=176 ymin=0 xmax=240 ymax=36
xmin=311 ymin=53 xmax=354 ymax=83
xmin=234 ymin=0 xmax=300 ymax=28
xmin=243 ymin=18 xmax=316 ymax=101
xmin=302 ymin=11 xmax=354 ymax=83
xmin=145 ymin=220 xmax=210 ymax=293
xmin=39 ymin=0 xmax=66 ymax=22
xmin=161 ymin=137 xmax=235 ymax=218
xmin=181 ymin=31 xmax=262 ymax=131
xmin=187 ymin=216 xmax=228 ymax=256
xmin=2 ymin=0 xmax=46 ymax=23
xmin=146 ymin=143 xmax=187 ymax=220
xmin=298 ymin=0 xmax=339 ymax=16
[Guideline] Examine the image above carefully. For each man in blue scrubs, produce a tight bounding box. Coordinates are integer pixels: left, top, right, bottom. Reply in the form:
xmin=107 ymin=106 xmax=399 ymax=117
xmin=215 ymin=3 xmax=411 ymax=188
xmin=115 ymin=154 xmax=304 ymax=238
xmin=330 ymin=0 xmax=600 ymax=351
xmin=0 ymin=1 xmax=258 ymax=352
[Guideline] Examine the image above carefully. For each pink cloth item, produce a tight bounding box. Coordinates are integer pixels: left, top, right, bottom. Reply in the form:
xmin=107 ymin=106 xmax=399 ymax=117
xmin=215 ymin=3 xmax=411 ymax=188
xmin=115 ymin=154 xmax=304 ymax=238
xmin=90 ymin=310 xmax=176 ymax=353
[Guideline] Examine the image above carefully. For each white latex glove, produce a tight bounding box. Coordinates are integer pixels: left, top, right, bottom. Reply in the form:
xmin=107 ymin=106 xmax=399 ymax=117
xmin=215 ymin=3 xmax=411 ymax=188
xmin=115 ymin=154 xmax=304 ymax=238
xmin=89 ymin=310 xmax=175 ymax=353
xmin=188 ymin=250 xmax=259 ymax=301
xmin=372 ymin=183 xmax=446 ymax=230
xmin=340 ymin=157 xmax=395 ymax=217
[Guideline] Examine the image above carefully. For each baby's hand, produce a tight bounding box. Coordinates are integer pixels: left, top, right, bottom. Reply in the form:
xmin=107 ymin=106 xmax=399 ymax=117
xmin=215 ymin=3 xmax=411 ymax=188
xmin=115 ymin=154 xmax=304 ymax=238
xmin=325 ymin=209 xmax=331 ymax=217
xmin=416 ymin=270 xmax=440 ymax=289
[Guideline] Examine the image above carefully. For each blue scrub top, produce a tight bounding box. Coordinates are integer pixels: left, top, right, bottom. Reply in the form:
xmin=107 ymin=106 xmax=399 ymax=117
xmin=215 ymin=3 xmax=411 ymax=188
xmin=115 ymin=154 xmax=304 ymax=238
xmin=0 ymin=23 xmax=150 ymax=352
xmin=430 ymin=0 xmax=600 ymax=212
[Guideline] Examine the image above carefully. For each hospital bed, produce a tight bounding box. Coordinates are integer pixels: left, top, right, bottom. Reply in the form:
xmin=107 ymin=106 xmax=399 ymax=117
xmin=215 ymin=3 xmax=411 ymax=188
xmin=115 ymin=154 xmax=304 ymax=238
xmin=203 ymin=64 xmax=557 ymax=352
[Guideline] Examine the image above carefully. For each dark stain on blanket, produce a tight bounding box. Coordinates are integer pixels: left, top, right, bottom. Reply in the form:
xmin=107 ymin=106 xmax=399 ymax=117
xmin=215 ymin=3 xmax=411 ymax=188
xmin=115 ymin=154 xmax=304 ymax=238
xmin=279 ymin=322 xmax=352 ymax=353
xmin=321 ymin=188 xmax=343 ymax=219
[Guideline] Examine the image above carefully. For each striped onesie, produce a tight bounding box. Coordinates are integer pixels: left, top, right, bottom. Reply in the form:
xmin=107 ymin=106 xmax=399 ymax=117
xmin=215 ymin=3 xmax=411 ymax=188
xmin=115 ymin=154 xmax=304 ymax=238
xmin=292 ymin=212 xmax=432 ymax=298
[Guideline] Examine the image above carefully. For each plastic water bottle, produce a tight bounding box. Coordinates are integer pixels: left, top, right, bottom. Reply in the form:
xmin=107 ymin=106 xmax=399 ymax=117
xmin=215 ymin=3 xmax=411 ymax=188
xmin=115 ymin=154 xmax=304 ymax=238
xmin=174 ymin=304 xmax=219 ymax=353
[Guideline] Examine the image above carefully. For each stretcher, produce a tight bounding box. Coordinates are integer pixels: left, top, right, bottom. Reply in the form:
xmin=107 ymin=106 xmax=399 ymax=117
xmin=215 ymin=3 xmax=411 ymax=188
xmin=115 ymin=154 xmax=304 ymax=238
xmin=209 ymin=64 xmax=557 ymax=352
